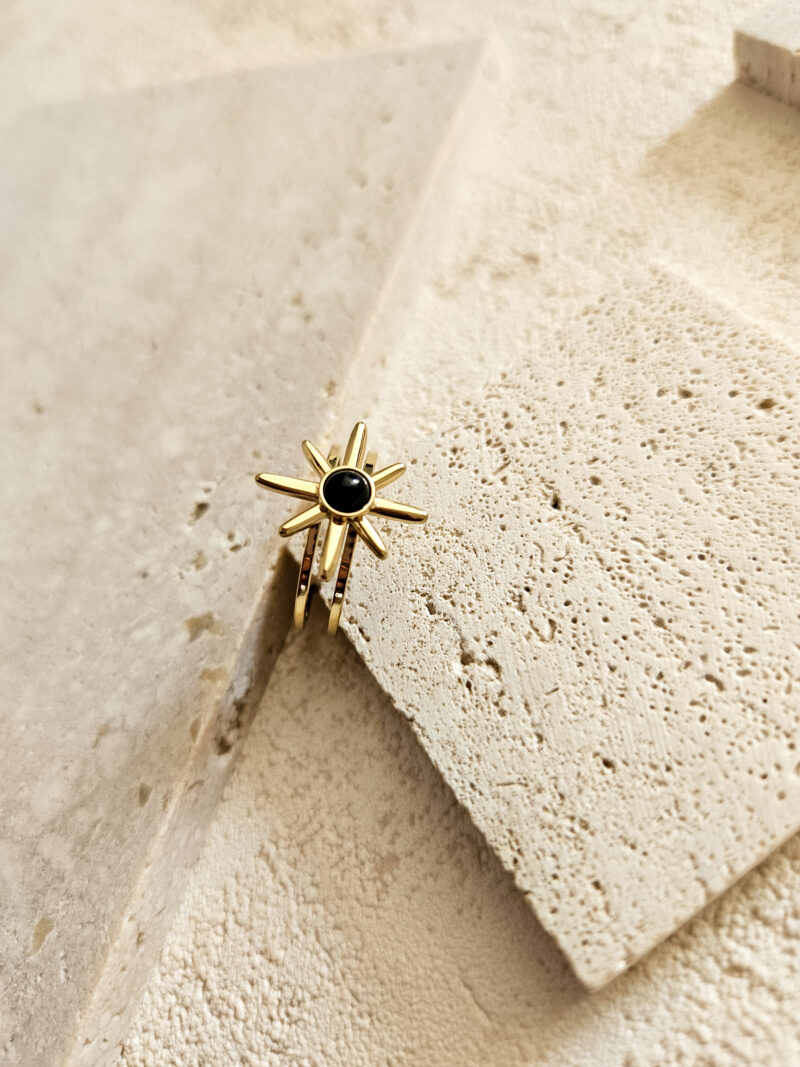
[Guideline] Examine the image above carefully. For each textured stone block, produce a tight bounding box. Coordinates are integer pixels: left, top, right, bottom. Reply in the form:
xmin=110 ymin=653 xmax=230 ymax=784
xmin=735 ymin=3 xmax=800 ymax=110
xmin=331 ymin=267 xmax=800 ymax=988
xmin=0 ymin=42 xmax=484 ymax=1066
xmin=120 ymin=618 xmax=800 ymax=1066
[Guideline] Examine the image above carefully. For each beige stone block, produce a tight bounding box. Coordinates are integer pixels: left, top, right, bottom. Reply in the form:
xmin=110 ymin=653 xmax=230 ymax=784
xmin=326 ymin=267 xmax=800 ymax=988
xmin=736 ymin=3 xmax=800 ymax=110
xmin=120 ymin=618 xmax=800 ymax=1066
xmin=0 ymin=42 xmax=484 ymax=1066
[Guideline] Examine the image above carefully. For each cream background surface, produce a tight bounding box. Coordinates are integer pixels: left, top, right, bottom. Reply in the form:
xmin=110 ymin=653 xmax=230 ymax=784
xmin=333 ymin=267 xmax=800 ymax=987
xmin=1 ymin=37 xmax=483 ymax=1067
xmin=2 ymin=0 xmax=799 ymax=1061
xmin=121 ymin=619 xmax=800 ymax=1066
xmin=123 ymin=0 xmax=800 ymax=1057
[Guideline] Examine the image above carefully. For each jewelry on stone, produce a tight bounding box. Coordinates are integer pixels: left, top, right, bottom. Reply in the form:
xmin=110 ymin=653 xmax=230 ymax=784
xmin=255 ymin=421 xmax=427 ymax=633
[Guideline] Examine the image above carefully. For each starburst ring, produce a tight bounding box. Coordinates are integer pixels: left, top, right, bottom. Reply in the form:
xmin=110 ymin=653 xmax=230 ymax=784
xmin=255 ymin=421 xmax=427 ymax=632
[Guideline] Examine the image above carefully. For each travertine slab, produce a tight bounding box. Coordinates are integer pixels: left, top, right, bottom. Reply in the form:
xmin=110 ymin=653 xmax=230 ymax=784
xmin=736 ymin=2 xmax=800 ymax=110
xmin=120 ymin=619 xmax=800 ymax=1066
xmin=334 ymin=267 xmax=800 ymax=988
xmin=0 ymin=43 xmax=483 ymax=1066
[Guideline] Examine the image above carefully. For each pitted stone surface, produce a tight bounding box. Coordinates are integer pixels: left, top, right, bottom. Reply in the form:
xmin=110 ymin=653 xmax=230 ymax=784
xmin=119 ymin=623 xmax=800 ymax=1066
xmin=736 ymin=3 xmax=800 ymax=111
xmin=8 ymin=0 xmax=800 ymax=1059
xmin=335 ymin=268 xmax=800 ymax=987
xmin=0 ymin=43 xmax=483 ymax=1067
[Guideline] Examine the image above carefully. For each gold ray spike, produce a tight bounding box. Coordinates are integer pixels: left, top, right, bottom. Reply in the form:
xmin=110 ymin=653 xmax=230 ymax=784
xmin=302 ymin=439 xmax=331 ymax=478
xmin=351 ymin=516 xmax=387 ymax=559
xmin=255 ymin=421 xmax=427 ymax=632
xmin=372 ymin=497 xmax=428 ymax=523
xmin=372 ymin=462 xmax=406 ymax=491
xmin=294 ymin=444 xmax=340 ymax=629
xmin=327 ymin=450 xmax=375 ymax=635
xmin=254 ymin=472 xmax=318 ymax=500
xmin=342 ymin=420 xmax=367 ymax=468
xmin=320 ymin=518 xmax=347 ymax=581
xmin=279 ymin=503 xmax=324 ymax=538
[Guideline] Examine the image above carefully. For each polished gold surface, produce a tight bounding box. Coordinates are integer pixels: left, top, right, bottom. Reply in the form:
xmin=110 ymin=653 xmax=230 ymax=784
xmin=293 ymin=444 xmax=340 ymax=628
xmin=279 ymin=503 xmax=324 ymax=538
xmin=293 ymin=523 xmax=319 ymax=629
xmin=327 ymin=450 xmax=375 ymax=635
xmin=256 ymin=422 xmax=427 ymax=632
xmin=371 ymin=462 xmax=406 ymax=490
xmin=342 ymin=420 xmax=367 ymax=468
xmin=255 ymin=472 xmax=318 ymax=500
xmin=301 ymin=439 xmax=331 ymax=478
xmin=351 ymin=516 xmax=387 ymax=559
xmin=320 ymin=517 xmax=347 ymax=582
xmin=372 ymin=497 xmax=427 ymax=523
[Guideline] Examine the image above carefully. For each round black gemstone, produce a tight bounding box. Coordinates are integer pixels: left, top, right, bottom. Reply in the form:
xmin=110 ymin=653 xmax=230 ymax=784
xmin=321 ymin=468 xmax=372 ymax=514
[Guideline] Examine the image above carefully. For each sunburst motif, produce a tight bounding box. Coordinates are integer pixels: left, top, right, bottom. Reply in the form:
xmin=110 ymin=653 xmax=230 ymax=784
xmin=255 ymin=421 xmax=427 ymax=585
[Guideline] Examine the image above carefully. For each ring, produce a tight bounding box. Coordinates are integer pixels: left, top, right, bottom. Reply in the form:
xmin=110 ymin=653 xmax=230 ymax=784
xmin=255 ymin=422 xmax=427 ymax=633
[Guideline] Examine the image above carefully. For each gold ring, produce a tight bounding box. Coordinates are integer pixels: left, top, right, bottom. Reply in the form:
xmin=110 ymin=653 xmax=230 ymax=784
xmin=255 ymin=422 xmax=427 ymax=633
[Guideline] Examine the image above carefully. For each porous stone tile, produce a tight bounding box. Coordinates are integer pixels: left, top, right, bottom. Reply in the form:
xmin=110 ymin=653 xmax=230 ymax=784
xmin=8 ymin=0 xmax=800 ymax=1058
xmin=119 ymin=619 xmax=800 ymax=1066
xmin=0 ymin=43 xmax=484 ymax=1066
xmin=318 ymin=12 xmax=800 ymax=585
xmin=735 ymin=2 xmax=800 ymax=110
xmin=332 ymin=267 xmax=800 ymax=988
